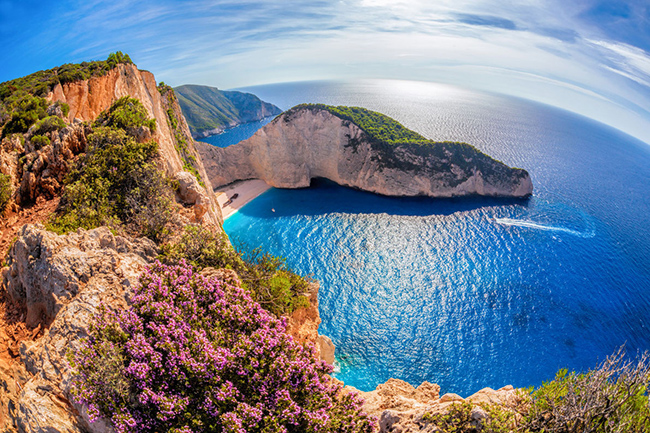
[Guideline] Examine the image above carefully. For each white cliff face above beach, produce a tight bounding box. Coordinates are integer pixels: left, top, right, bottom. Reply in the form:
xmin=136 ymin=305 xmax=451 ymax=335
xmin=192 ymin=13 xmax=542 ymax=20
xmin=196 ymin=105 xmax=533 ymax=198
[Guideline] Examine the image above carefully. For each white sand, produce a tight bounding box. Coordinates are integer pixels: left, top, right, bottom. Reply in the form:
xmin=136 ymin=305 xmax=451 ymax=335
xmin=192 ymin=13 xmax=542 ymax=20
xmin=215 ymin=179 xmax=272 ymax=220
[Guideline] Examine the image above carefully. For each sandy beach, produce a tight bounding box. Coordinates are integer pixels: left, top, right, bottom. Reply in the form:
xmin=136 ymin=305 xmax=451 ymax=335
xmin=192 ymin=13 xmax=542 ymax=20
xmin=215 ymin=179 xmax=272 ymax=220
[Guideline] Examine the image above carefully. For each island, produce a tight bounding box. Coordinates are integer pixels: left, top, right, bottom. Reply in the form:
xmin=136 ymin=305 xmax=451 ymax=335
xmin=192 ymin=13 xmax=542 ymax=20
xmin=196 ymin=104 xmax=533 ymax=198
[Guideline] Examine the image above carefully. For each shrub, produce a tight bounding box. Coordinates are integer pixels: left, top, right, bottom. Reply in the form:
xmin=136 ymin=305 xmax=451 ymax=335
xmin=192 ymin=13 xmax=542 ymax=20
xmin=69 ymin=261 xmax=374 ymax=433
xmin=31 ymin=115 xmax=65 ymax=136
xmin=54 ymin=101 xmax=70 ymax=117
xmin=94 ymin=96 xmax=156 ymax=135
xmin=49 ymin=98 xmax=173 ymax=241
xmin=2 ymin=92 xmax=48 ymax=136
xmin=30 ymin=134 xmax=51 ymax=149
xmin=523 ymin=348 xmax=650 ymax=433
xmin=160 ymin=226 xmax=311 ymax=316
xmin=0 ymin=173 xmax=12 ymax=213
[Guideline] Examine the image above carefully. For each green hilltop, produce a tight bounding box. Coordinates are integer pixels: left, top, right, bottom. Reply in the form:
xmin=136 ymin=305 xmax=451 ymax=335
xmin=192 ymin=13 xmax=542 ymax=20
xmin=175 ymin=84 xmax=282 ymax=138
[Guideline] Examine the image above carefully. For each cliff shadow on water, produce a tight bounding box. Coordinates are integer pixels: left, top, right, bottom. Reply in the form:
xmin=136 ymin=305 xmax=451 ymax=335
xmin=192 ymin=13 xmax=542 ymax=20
xmin=235 ymin=178 xmax=531 ymax=219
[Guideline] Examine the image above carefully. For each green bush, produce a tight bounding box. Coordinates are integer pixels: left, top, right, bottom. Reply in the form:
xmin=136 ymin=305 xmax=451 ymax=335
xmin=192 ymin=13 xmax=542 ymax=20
xmin=0 ymin=173 xmax=12 ymax=213
xmin=94 ymin=96 xmax=156 ymax=135
xmin=524 ymin=349 xmax=650 ymax=433
xmin=2 ymin=93 xmax=48 ymax=136
xmin=160 ymin=225 xmax=311 ymax=316
xmin=52 ymin=101 xmax=70 ymax=117
xmin=31 ymin=134 xmax=51 ymax=149
xmin=49 ymin=99 xmax=174 ymax=241
xmin=31 ymin=115 xmax=65 ymax=136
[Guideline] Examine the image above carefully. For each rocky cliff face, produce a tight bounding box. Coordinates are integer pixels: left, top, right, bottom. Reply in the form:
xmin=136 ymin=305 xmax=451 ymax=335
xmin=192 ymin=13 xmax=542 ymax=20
xmin=197 ymin=106 xmax=533 ymax=198
xmin=0 ymin=225 xmax=157 ymax=433
xmin=45 ymin=64 xmax=222 ymax=226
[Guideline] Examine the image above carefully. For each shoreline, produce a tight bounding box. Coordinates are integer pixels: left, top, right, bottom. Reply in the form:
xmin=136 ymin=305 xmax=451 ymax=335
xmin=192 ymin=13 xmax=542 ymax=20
xmin=215 ymin=179 xmax=272 ymax=220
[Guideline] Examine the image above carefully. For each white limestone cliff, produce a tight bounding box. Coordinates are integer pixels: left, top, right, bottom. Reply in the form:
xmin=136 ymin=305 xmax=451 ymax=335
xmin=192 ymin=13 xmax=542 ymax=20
xmin=197 ymin=107 xmax=533 ymax=198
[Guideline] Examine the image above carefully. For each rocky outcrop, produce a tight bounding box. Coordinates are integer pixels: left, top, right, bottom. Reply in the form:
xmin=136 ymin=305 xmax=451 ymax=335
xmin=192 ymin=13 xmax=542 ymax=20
xmin=45 ymin=64 xmax=222 ymax=226
xmin=350 ymin=378 xmax=521 ymax=432
xmin=0 ymin=122 xmax=87 ymax=207
xmin=0 ymin=225 xmax=158 ymax=432
xmin=197 ymin=106 xmax=533 ymax=198
xmin=287 ymin=283 xmax=336 ymax=365
xmin=174 ymin=85 xmax=282 ymax=138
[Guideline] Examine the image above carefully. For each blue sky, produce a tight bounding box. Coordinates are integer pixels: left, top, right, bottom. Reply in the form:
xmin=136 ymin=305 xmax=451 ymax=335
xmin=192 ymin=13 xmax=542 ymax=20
xmin=2 ymin=0 xmax=650 ymax=144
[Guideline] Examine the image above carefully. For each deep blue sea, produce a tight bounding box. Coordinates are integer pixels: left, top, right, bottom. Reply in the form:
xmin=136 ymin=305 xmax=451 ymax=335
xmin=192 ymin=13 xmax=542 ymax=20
xmin=199 ymin=117 xmax=275 ymax=148
xmin=220 ymin=79 xmax=650 ymax=395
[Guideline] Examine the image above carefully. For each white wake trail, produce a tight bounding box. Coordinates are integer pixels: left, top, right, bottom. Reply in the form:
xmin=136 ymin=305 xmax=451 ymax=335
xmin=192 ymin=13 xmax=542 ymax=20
xmin=495 ymin=218 xmax=595 ymax=238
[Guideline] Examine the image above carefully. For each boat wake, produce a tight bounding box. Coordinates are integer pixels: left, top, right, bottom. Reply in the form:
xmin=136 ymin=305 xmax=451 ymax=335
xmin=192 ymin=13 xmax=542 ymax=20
xmin=495 ymin=218 xmax=595 ymax=238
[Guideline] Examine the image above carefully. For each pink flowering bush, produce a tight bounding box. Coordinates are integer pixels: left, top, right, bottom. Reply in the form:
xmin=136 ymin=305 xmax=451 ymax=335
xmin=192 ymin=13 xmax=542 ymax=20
xmin=69 ymin=261 xmax=374 ymax=433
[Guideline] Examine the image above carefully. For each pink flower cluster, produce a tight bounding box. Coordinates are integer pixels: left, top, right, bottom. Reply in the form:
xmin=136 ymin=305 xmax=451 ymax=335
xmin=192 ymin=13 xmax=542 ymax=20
xmin=70 ymin=260 xmax=375 ymax=432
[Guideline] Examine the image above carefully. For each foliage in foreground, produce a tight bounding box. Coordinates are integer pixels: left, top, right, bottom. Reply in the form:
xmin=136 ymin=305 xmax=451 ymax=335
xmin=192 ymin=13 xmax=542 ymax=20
xmin=422 ymin=348 xmax=650 ymax=433
xmin=160 ymin=225 xmax=310 ymax=317
xmin=48 ymin=97 xmax=173 ymax=241
xmin=523 ymin=348 xmax=650 ymax=433
xmin=0 ymin=173 xmax=12 ymax=214
xmin=69 ymin=261 xmax=374 ymax=433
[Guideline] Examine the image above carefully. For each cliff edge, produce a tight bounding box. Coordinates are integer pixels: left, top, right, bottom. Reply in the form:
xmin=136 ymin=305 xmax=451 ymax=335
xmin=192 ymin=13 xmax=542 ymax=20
xmin=197 ymin=104 xmax=533 ymax=198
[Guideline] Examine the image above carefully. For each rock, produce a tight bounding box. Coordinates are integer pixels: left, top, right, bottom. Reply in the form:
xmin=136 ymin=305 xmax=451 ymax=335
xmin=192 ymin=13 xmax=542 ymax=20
xmin=286 ymin=283 xmax=321 ymax=353
xmin=200 ymin=267 xmax=241 ymax=287
xmin=317 ymin=335 xmax=335 ymax=365
xmin=175 ymin=171 xmax=211 ymax=221
xmin=439 ymin=393 xmax=464 ymax=403
xmin=0 ymin=225 xmax=157 ymax=432
xmin=470 ymin=406 xmax=487 ymax=427
xmin=379 ymin=410 xmax=401 ymax=433
xmin=197 ymin=106 xmax=533 ymax=199
xmin=3 ymin=224 xmax=157 ymax=328
xmin=353 ymin=378 xmax=521 ymax=432
xmin=415 ymin=382 xmax=440 ymax=401
xmin=46 ymin=104 xmax=64 ymax=118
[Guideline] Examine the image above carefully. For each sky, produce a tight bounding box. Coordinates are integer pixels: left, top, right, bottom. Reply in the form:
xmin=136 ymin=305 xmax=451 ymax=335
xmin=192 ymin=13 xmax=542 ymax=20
xmin=2 ymin=0 xmax=650 ymax=144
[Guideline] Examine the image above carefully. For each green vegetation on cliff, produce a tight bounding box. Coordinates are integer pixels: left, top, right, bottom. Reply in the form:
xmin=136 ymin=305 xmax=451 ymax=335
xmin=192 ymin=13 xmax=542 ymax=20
xmin=158 ymin=82 xmax=204 ymax=186
xmin=285 ymin=104 xmax=529 ymax=186
xmin=0 ymin=52 xmax=133 ymax=137
xmin=175 ymin=84 xmax=282 ymax=137
xmin=422 ymin=348 xmax=650 ymax=433
xmin=48 ymin=97 xmax=173 ymax=241
xmin=160 ymin=225 xmax=310 ymax=317
xmin=0 ymin=173 xmax=11 ymax=214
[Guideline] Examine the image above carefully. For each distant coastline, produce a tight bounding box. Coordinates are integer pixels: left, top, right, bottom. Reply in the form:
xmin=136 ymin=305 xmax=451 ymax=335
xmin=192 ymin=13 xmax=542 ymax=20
xmin=199 ymin=114 xmax=277 ymax=139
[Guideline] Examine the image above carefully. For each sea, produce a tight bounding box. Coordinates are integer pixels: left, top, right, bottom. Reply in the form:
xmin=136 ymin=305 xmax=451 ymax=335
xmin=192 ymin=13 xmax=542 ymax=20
xmin=209 ymin=79 xmax=650 ymax=396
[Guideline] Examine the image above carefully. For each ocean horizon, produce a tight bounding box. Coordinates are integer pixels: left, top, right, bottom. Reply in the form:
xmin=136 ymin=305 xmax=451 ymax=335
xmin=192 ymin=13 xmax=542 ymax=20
xmin=215 ymin=79 xmax=650 ymax=395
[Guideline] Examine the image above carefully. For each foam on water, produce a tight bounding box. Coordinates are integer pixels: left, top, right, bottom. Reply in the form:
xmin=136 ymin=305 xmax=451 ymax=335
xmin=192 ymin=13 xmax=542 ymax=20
xmin=495 ymin=218 xmax=596 ymax=238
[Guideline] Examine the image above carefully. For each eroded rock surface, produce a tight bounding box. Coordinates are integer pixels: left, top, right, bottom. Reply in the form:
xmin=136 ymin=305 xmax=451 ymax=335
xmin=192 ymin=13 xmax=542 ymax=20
xmin=350 ymin=378 xmax=521 ymax=432
xmin=0 ymin=225 xmax=157 ymax=433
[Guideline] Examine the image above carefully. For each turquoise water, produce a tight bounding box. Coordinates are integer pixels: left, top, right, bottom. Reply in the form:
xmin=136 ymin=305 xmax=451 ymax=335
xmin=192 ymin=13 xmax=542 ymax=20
xmin=198 ymin=116 xmax=274 ymax=148
xmin=223 ymin=80 xmax=650 ymax=395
